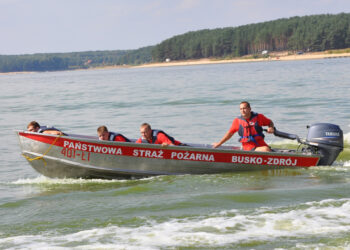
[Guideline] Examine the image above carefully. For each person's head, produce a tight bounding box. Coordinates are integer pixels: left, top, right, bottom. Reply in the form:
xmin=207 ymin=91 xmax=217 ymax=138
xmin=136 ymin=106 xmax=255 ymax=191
xmin=27 ymin=121 xmax=40 ymax=132
xmin=97 ymin=126 xmax=109 ymax=140
xmin=239 ymin=101 xmax=252 ymax=119
xmin=140 ymin=123 xmax=152 ymax=141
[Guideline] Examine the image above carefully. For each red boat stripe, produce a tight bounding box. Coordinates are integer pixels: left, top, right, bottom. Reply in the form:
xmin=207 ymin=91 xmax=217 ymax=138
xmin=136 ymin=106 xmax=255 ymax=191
xmin=19 ymin=132 xmax=320 ymax=167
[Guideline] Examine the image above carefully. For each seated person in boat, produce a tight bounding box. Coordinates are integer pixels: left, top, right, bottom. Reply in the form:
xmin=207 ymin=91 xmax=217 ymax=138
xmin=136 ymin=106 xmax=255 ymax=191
xmin=97 ymin=125 xmax=130 ymax=142
xmin=27 ymin=121 xmax=65 ymax=135
xmin=213 ymin=101 xmax=275 ymax=152
xmin=136 ymin=123 xmax=182 ymax=146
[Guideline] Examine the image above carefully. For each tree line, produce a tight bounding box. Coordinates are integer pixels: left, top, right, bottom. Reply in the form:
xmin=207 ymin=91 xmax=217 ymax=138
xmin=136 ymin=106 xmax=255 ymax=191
xmin=1 ymin=13 xmax=349 ymax=73
xmin=152 ymin=13 xmax=350 ymax=61
xmin=0 ymin=47 xmax=153 ymax=73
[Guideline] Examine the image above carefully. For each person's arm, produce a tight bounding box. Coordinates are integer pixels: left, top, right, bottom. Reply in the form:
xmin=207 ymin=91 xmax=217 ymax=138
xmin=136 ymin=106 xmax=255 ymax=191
xmin=157 ymin=133 xmax=174 ymax=146
xmin=266 ymin=121 xmax=275 ymax=134
xmin=42 ymin=130 xmax=63 ymax=135
xmin=259 ymin=114 xmax=275 ymax=134
xmin=213 ymin=119 xmax=238 ymax=148
xmin=213 ymin=131 xmax=234 ymax=148
xmin=114 ymin=135 xmax=130 ymax=142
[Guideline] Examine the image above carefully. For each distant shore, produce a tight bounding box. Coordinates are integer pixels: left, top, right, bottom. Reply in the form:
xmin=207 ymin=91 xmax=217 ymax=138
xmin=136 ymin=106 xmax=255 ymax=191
xmin=1 ymin=51 xmax=350 ymax=75
xmin=134 ymin=51 xmax=350 ymax=69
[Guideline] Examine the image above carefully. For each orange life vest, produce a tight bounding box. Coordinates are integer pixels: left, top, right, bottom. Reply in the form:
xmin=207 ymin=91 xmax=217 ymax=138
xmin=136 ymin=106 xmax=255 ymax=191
xmin=109 ymin=132 xmax=130 ymax=142
xmin=140 ymin=130 xmax=177 ymax=144
xmin=237 ymin=112 xmax=265 ymax=146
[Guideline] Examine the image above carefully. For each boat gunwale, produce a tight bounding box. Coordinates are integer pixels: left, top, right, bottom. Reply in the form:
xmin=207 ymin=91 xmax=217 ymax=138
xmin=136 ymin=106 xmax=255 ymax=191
xmin=16 ymin=130 xmax=321 ymax=159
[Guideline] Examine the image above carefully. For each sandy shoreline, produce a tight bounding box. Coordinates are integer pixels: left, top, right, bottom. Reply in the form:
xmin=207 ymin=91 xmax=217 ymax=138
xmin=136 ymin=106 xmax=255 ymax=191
xmin=134 ymin=51 xmax=350 ymax=68
xmin=1 ymin=51 xmax=350 ymax=75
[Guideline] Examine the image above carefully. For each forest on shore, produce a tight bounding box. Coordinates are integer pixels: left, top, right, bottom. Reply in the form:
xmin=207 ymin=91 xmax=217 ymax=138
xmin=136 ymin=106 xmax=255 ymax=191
xmin=0 ymin=47 xmax=153 ymax=73
xmin=1 ymin=13 xmax=350 ymax=73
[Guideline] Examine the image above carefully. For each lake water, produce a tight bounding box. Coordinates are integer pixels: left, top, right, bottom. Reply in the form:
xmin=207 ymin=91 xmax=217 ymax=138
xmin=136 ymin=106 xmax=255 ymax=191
xmin=0 ymin=58 xmax=350 ymax=249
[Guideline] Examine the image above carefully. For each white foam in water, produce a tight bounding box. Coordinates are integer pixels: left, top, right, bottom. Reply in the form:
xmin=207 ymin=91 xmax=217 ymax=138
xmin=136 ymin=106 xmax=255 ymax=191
xmin=344 ymin=132 xmax=350 ymax=144
xmin=8 ymin=175 xmax=156 ymax=185
xmin=1 ymin=198 xmax=350 ymax=249
xmin=270 ymin=138 xmax=299 ymax=146
xmin=295 ymin=242 xmax=350 ymax=249
xmin=9 ymin=176 xmax=127 ymax=185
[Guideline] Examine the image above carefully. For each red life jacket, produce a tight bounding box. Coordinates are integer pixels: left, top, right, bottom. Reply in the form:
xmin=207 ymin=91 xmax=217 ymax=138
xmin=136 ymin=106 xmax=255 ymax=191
xmin=237 ymin=112 xmax=265 ymax=146
xmin=140 ymin=130 xmax=176 ymax=144
xmin=109 ymin=132 xmax=130 ymax=142
xmin=139 ymin=130 xmax=185 ymax=145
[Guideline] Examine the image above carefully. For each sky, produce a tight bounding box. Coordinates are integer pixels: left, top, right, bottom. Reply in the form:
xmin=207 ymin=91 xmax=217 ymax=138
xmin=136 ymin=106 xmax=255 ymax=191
xmin=1 ymin=0 xmax=350 ymax=55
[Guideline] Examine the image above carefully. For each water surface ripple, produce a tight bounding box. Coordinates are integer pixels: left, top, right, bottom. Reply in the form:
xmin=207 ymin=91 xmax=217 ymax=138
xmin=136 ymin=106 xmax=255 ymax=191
xmin=0 ymin=58 xmax=350 ymax=249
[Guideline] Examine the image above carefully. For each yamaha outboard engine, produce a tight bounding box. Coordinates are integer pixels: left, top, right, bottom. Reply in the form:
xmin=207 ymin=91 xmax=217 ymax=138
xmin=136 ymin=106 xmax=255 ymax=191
xmin=306 ymin=123 xmax=343 ymax=165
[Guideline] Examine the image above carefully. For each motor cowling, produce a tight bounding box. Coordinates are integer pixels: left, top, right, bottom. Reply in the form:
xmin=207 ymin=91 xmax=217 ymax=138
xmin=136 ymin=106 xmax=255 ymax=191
xmin=306 ymin=123 xmax=343 ymax=165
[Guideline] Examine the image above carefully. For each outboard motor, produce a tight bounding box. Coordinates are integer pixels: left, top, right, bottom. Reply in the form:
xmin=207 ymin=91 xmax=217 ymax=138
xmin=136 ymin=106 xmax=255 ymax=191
xmin=306 ymin=123 xmax=343 ymax=165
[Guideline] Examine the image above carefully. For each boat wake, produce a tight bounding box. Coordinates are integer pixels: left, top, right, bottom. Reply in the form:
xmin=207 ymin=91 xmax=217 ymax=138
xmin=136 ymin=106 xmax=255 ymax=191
xmin=5 ymin=175 xmax=158 ymax=187
xmin=10 ymin=176 xmax=129 ymax=185
xmin=1 ymin=198 xmax=350 ymax=249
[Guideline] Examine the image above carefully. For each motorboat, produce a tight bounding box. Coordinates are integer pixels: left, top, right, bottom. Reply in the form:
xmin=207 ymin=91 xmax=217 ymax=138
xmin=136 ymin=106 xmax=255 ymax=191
xmin=16 ymin=123 xmax=343 ymax=179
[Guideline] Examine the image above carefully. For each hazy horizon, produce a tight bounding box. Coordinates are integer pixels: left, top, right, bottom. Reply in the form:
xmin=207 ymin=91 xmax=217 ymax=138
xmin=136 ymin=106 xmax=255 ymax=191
xmin=1 ymin=0 xmax=350 ymax=55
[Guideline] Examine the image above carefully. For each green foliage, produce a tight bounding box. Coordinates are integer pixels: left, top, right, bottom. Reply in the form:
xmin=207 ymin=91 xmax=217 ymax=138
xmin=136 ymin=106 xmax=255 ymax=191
xmin=0 ymin=47 xmax=154 ymax=73
xmin=328 ymin=48 xmax=350 ymax=54
xmin=152 ymin=13 xmax=350 ymax=61
xmin=1 ymin=13 xmax=350 ymax=72
xmin=0 ymin=54 xmax=69 ymax=72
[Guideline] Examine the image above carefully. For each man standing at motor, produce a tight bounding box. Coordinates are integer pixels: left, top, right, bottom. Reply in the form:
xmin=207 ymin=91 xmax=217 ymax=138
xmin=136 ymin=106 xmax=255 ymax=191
xmin=213 ymin=101 xmax=275 ymax=152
